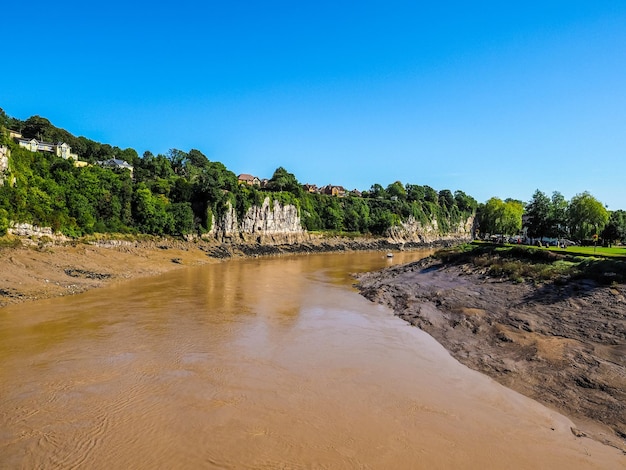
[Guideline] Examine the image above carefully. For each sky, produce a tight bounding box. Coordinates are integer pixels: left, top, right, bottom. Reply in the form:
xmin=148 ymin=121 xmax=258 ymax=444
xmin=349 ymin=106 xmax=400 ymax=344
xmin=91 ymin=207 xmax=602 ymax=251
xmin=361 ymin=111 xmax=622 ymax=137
xmin=2 ymin=1 xmax=625 ymax=209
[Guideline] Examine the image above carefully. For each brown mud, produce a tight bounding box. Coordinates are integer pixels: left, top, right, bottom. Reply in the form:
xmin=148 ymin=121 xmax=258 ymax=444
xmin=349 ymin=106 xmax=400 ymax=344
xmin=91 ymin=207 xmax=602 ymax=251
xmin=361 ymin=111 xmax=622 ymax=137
xmin=357 ymin=256 xmax=626 ymax=452
xmin=0 ymin=235 xmax=460 ymax=308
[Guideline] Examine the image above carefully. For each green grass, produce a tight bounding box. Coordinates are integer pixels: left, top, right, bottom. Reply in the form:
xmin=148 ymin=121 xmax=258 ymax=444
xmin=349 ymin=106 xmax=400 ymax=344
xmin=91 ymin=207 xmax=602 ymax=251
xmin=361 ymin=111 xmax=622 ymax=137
xmin=435 ymin=242 xmax=626 ymax=285
xmin=0 ymin=235 xmax=23 ymax=249
xmin=551 ymin=245 xmax=626 ymax=258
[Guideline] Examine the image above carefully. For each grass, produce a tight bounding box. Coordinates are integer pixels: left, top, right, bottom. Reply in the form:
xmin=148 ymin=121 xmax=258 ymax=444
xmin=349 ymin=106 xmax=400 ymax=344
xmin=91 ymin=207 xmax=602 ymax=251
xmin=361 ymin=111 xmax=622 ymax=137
xmin=0 ymin=235 xmax=23 ymax=249
xmin=435 ymin=242 xmax=626 ymax=285
xmin=551 ymin=245 xmax=626 ymax=258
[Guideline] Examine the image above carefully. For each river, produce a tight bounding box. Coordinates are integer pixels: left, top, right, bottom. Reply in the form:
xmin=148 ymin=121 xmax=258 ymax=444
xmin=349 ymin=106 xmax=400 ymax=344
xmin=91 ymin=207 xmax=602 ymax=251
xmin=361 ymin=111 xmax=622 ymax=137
xmin=0 ymin=251 xmax=622 ymax=469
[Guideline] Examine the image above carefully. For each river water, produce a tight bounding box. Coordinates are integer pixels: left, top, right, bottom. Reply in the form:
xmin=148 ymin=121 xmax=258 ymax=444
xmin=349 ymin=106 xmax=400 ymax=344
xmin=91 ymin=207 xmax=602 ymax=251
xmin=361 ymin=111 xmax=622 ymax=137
xmin=0 ymin=251 xmax=623 ymax=469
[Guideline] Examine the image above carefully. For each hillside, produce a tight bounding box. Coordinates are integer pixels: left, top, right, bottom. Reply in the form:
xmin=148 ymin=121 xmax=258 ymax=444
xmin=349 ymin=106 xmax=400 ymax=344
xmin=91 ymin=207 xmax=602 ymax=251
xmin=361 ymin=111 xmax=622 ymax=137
xmin=0 ymin=110 xmax=477 ymax=240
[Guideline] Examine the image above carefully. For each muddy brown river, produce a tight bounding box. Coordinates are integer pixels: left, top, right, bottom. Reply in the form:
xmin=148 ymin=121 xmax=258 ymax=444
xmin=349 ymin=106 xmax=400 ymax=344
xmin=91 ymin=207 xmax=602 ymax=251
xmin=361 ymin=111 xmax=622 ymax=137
xmin=0 ymin=251 xmax=623 ymax=469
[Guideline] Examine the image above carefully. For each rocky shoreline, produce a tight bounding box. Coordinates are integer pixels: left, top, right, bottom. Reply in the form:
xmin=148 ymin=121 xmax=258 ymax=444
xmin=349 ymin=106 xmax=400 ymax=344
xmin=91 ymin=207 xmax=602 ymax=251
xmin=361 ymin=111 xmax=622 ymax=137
xmin=356 ymin=256 xmax=626 ymax=453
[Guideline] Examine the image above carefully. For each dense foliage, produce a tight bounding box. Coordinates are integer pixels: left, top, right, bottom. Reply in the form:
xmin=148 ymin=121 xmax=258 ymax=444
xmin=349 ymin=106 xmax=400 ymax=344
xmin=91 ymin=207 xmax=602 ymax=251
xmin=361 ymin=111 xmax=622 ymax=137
xmin=0 ymin=112 xmax=477 ymax=238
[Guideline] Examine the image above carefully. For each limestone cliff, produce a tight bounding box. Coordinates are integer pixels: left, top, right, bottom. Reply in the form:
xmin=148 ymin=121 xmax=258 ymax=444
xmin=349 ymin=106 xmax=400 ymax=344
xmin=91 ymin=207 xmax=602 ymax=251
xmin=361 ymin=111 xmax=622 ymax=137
xmin=0 ymin=146 xmax=9 ymax=186
xmin=208 ymin=197 xmax=474 ymax=246
xmin=387 ymin=215 xmax=475 ymax=244
xmin=208 ymin=197 xmax=309 ymax=244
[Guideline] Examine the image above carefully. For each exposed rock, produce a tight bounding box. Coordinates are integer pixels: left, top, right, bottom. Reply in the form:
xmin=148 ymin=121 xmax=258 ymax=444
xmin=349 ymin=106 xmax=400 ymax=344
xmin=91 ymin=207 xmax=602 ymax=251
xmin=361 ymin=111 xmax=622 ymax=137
xmin=8 ymin=223 xmax=68 ymax=243
xmin=0 ymin=145 xmax=8 ymax=184
xmin=388 ymin=214 xmax=475 ymax=244
xmin=208 ymin=197 xmax=308 ymax=244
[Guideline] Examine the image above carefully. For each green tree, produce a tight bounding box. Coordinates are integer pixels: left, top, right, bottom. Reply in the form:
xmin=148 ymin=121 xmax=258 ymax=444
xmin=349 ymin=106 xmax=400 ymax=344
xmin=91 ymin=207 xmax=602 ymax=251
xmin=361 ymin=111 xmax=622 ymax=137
xmin=168 ymin=202 xmax=195 ymax=235
xmin=548 ymin=191 xmax=568 ymax=238
xmin=567 ymin=192 xmax=609 ymax=242
xmin=525 ymin=190 xmax=551 ymax=240
xmin=454 ymin=190 xmax=477 ymax=213
xmin=479 ymin=197 xmax=522 ymax=236
xmin=0 ymin=208 xmax=9 ymax=235
xmin=267 ymin=167 xmax=301 ymax=194
xmin=386 ymin=181 xmax=406 ymax=200
xmin=601 ymin=210 xmax=626 ymax=244
xmin=501 ymin=199 xmax=524 ymax=236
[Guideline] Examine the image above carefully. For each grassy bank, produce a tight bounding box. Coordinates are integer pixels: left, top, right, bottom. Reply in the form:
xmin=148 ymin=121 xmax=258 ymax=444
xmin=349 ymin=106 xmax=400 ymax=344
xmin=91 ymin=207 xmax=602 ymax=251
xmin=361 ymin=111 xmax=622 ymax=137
xmin=434 ymin=242 xmax=626 ymax=285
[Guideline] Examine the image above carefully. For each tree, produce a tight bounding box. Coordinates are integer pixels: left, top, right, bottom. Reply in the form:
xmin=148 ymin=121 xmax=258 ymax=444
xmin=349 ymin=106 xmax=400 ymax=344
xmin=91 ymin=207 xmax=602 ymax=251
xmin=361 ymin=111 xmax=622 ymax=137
xmin=423 ymin=185 xmax=438 ymax=203
xmin=267 ymin=167 xmax=300 ymax=194
xmin=548 ymin=191 xmax=568 ymax=238
xmin=454 ymin=190 xmax=477 ymax=213
xmin=386 ymin=181 xmax=406 ymax=200
xmin=168 ymin=202 xmax=195 ymax=235
xmin=0 ymin=208 xmax=9 ymax=235
xmin=567 ymin=192 xmax=609 ymax=242
xmin=601 ymin=210 xmax=626 ymax=244
xmin=525 ymin=190 xmax=551 ymax=240
xmin=367 ymin=183 xmax=386 ymax=199
xmin=501 ymin=199 xmax=524 ymax=236
xmin=438 ymin=189 xmax=454 ymax=211
xmin=479 ymin=197 xmax=523 ymax=236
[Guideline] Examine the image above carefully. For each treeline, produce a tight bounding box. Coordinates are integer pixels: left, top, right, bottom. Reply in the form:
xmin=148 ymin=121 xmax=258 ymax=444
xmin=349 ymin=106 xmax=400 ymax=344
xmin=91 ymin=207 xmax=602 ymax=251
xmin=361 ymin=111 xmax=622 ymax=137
xmin=476 ymin=190 xmax=626 ymax=245
xmin=0 ymin=112 xmax=477 ymax=238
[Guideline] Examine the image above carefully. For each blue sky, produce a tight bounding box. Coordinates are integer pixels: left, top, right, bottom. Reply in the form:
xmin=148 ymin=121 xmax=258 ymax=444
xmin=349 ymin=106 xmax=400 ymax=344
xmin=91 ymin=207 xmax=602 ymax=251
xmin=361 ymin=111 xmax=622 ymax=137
xmin=3 ymin=1 xmax=626 ymax=209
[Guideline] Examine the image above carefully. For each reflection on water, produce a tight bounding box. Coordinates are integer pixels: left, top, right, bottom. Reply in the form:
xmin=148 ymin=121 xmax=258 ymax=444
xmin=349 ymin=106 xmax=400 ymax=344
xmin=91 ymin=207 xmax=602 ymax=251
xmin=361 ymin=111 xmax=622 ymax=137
xmin=0 ymin=250 xmax=622 ymax=469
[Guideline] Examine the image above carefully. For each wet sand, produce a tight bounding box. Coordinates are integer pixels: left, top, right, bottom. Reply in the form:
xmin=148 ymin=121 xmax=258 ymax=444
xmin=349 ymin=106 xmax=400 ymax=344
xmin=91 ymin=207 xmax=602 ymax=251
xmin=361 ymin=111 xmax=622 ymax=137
xmin=357 ymin=256 xmax=626 ymax=453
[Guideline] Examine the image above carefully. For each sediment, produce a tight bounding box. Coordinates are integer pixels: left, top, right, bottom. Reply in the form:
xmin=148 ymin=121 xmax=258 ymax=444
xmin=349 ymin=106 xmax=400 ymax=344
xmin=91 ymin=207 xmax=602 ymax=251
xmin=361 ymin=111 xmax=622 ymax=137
xmin=0 ymin=235 xmax=464 ymax=308
xmin=356 ymin=256 xmax=626 ymax=452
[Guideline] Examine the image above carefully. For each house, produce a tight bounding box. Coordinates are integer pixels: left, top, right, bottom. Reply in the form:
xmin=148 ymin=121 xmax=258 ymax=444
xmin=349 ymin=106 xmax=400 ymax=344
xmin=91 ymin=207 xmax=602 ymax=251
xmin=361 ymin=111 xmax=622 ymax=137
xmin=97 ymin=158 xmax=134 ymax=176
xmin=303 ymin=183 xmax=318 ymax=193
xmin=349 ymin=189 xmax=362 ymax=197
xmin=15 ymin=136 xmax=79 ymax=161
xmin=321 ymin=184 xmax=347 ymax=197
xmin=237 ymin=174 xmax=260 ymax=186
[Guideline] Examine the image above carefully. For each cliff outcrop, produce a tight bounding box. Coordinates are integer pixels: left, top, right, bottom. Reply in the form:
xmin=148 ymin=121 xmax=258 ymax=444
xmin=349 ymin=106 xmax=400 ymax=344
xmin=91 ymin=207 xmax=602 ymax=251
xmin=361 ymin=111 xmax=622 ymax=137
xmin=208 ymin=197 xmax=474 ymax=247
xmin=388 ymin=214 xmax=475 ymax=244
xmin=209 ymin=197 xmax=309 ymax=244
xmin=0 ymin=145 xmax=8 ymax=185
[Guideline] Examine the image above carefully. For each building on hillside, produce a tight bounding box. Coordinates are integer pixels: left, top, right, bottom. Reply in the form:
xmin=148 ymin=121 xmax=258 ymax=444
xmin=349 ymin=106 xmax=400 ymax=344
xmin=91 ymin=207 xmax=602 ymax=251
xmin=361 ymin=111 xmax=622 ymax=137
xmin=321 ymin=184 xmax=347 ymax=197
xmin=303 ymin=183 xmax=318 ymax=193
xmin=14 ymin=136 xmax=80 ymax=161
xmin=97 ymin=158 xmax=134 ymax=176
xmin=237 ymin=173 xmax=261 ymax=186
xmin=349 ymin=189 xmax=362 ymax=197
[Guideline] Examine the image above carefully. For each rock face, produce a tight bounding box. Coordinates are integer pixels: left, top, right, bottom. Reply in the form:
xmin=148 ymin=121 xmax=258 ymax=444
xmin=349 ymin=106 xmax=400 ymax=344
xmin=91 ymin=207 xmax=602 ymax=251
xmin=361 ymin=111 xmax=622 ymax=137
xmin=7 ymin=223 xmax=68 ymax=243
xmin=388 ymin=215 xmax=475 ymax=244
xmin=208 ymin=198 xmax=475 ymax=246
xmin=209 ymin=197 xmax=308 ymax=244
xmin=0 ymin=146 xmax=8 ymax=185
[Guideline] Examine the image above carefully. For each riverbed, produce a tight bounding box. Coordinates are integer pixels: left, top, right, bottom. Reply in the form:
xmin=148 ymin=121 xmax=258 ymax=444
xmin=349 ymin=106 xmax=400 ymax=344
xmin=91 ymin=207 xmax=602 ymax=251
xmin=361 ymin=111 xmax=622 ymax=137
xmin=0 ymin=251 xmax=623 ymax=468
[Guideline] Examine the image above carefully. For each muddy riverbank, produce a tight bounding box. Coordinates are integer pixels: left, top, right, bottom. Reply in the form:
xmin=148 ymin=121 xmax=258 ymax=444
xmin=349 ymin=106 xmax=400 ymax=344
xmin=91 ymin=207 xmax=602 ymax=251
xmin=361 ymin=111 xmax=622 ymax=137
xmin=357 ymin=256 xmax=626 ymax=452
xmin=0 ymin=235 xmax=461 ymax=308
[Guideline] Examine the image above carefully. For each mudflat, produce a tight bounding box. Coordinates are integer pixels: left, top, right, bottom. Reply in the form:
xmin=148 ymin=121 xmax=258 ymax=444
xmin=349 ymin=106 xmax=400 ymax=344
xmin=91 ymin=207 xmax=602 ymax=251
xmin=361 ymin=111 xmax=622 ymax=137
xmin=357 ymin=256 xmax=626 ymax=452
xmin=0 ymin=239 xmax=218 ymax=307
